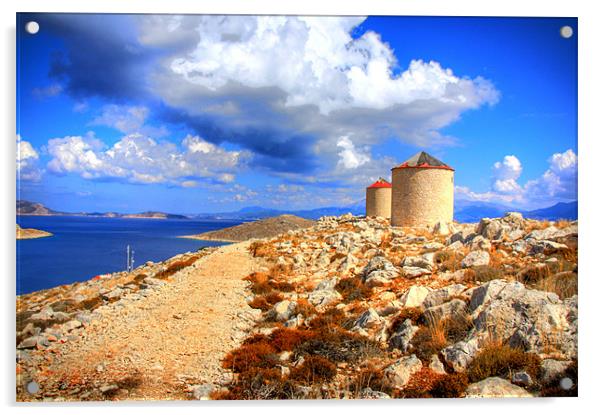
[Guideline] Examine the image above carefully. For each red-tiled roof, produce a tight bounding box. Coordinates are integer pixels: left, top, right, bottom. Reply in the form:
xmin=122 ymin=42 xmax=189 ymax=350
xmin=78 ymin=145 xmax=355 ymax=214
xmin=367 ymin=178 xmax=392 ymax=189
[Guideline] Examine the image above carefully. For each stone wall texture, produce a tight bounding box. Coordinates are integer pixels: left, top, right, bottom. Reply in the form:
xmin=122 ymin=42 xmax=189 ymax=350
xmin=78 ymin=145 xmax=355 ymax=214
xmin=366 ymin=187 xmax=392 ymax=219
xmin=391 ymin=168 xmax=454 ymax=227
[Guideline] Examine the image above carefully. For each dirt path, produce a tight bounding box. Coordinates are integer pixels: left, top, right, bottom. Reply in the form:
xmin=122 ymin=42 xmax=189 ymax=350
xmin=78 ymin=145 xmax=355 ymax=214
xmin=25 ymin=241 xmax=263 ymax=401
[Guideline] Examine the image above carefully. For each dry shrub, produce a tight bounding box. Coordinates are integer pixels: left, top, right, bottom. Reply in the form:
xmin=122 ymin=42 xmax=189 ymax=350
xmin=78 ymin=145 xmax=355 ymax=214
xmin=214 ymin=367 xmax=298 ymax=400
xmin=388 ymin=307 xmax=423 ymax=335
xmin=555 ymin=219 xmax=571 ymax=229
xmin=399 ymin=368 xmax=446 ymax=399
xmin=155 ymin=256 xmax=198 ymax=279
xmin=133 ymin=273 xmax=148 ymax=283
xmin=518 ymin=264 xmax=551 ymax=284
xmin=349 ymin=365 xmax=392 ymax=396
xmin=249 ymin=241 xmax=274 ymax=258
xmin=244 ymin=272 xmax=272 ymax=294
xmin=472 ymin=265 xmax=504 ymax=283
xmin=78 ymin=295 xmax=103 ymax=311
xmin=290 ymin=355 xmax=337 ymax=384
xmin=334 ymin=278 xmax=372 ymax=302
xmin=466 ymin=344 xmax=542 ymax=383
xmin=295 ymin=298 xmax=316 ymax=317
xmin=411 ymin=321 xmax=448 ymax=361
xmin=438 ymin=251 xmax=464 ymax=272
xmin=307 ymin=307 xmax=351 ymax=331
xmin=222 ymin=340 xmax=278 ymax=373
xmin=535 ymin=271 xmax=577 ymax=299
xmin=379 ymin=232 xmax=392 ymax=249
xmin=295 ymin=327 xmax=382 ymax=363
xmin=539 ymin=359 xmax=578 ymax=397
xmin=429 ymin=372 xmax=469 ymax=398
xmin=330 ymin=252 xmax=347 ymax=263
xmin=271 ymin=281 xmax=296 ymax=292
xmin=270 ymin=328 xmax=316 ymax=352
xmin=248 ymin=291 xmax=284 ymax=311
xmin=441 ymin=313 xmax=474 ymax=343
xmin=269 ymin=263 xmax=294 ymax=278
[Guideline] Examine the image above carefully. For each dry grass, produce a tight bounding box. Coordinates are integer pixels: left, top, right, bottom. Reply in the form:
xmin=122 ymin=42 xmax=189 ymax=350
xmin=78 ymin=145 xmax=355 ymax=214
xmin=334 ymin=278 xmax=372 ymax=302
xmin=411 ymin=321 xmax=448 ymax=361
xmin=248 ymin=292 xmax=284 ymax=311
xmin=554 ymin=219 xmax=572 ymax=229
xmin=348 ymin=365 xmax=392 ymax=397
xmin=436 ymin=251 xmax=465 ymax=272
xmin=466 ymin=343 xmax=542 ymax=383
xmin=534 ymin=271 xmax=577 ymax=299
xmin=155 ymin=256 xmax=199 ymax=279
xmin=400 ymin=368 xmax=447 ymax=399
xmin=471 ymin=265 xmax=505 ymax=283
xmin=429 ymin=372 xmax=469 ymax=398
xmin=289 ymin=355 xmax=337 ymax=384
xmin=388 ymin=307 xmax=423 ymax=336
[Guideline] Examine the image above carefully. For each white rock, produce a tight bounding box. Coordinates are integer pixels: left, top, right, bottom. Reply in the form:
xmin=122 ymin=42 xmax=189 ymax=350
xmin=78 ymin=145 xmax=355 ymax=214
xmin=465 ymin=377 xmax=532 ymax=398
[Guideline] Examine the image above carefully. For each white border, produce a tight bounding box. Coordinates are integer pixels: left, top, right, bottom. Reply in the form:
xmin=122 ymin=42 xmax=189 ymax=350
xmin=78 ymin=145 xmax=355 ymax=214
xmin=2 ymin=1 xmax=600 ymax=415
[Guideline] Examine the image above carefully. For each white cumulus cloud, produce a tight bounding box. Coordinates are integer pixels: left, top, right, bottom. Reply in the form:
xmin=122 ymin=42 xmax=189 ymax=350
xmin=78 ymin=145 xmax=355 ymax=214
xmin=16 ymin=135 xmax=42 ymax=181
xmin=336 ymin=136 xmax=370 ymax=169
xmin=47 ymin=133 xmax=248 ymax=185
xmin=456 ymin=149 xmax=577 ymax=208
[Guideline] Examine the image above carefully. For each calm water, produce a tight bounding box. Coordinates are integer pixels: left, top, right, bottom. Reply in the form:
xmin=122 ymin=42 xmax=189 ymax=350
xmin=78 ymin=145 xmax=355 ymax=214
xmin=16 ymin=216 xmax=243 ymax=295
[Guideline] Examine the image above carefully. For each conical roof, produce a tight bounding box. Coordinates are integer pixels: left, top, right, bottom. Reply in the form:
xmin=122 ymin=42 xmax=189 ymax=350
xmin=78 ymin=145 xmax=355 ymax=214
xmin=367 ymin=177 xmax=392 ymax=189
xmin=392 ymin=151 xmax=454 ymax=171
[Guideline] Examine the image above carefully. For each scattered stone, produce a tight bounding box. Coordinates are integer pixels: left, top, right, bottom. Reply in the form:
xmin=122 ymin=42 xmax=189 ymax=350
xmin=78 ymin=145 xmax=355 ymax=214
xmin=511 ymin=371 xmax=533 ymax=387
xmin=191 ymin=383 xmax=215 ymax=400
xmin=354 ymin=308 xmax=382 ymax=330
xmin=465 ymin=377 xmax=532 ymax=398
xmin=428 ymin=355 xmax=446 ymax=375
xmin=441 ymin=340 xmax=479 ymax=372
xmin=389 ymin=319 xmax=419 ymax=352
xmin=384 ymin=354 xmax=422 ymax=388
xmin=461 ymin=251 xmax=490 ymax=268
xmin=540 ymin=359 xmax=572 ymax=384
xmin=399 ymin=285 xmax=430 ymax=308
xmin=359 ymin=388 xmax=391 ymax=399
xmin=271 ymin=300 xmax=297 ymax=322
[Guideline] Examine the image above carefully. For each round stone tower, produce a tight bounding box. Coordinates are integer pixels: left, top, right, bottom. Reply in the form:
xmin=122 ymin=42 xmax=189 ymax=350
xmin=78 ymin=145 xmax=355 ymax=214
xmin=391 ymin=151 xmax=454 ymax=227
xmin=366 ymin=177 xmax=392 ymax=218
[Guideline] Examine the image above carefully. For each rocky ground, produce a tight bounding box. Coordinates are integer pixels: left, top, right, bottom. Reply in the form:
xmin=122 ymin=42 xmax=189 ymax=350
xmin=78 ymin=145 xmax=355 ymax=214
xmin=16 ymin=224 xmax=52 ymax=239
xmin=213 ymin=213 xmax=577 ymax=399
xmin=16 ymin=212 xmax=578 ymax=401
xmin=182 ymin=214 xmax=314 ymax=242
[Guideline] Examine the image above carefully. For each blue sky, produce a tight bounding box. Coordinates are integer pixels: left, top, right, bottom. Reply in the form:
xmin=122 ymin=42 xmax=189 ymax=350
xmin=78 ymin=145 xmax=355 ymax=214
xmin=16 ymin=14 xmax=577 ymax=213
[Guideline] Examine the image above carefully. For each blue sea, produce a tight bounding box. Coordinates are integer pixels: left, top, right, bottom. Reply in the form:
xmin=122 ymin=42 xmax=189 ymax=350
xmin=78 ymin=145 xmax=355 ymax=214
xmin=16 ymin=216 xmax=243 ymax=295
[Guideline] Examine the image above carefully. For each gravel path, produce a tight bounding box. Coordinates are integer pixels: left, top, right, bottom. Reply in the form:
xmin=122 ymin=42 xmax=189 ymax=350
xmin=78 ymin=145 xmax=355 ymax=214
xmin=22 ymin=241 xmax=262 ymax=401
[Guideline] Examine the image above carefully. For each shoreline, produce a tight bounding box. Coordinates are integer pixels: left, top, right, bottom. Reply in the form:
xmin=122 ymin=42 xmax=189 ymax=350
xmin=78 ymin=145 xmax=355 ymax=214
xmin=177 ymin=235 xmax=241 ymax=243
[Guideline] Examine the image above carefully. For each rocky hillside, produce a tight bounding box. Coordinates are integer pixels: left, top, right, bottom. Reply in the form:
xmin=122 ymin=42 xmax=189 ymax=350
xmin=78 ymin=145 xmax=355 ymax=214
xmin=16 ymin=224 xmax=52 ymax=240
xmin=183 ymin=214 xmax=315 ymax=242
xmin=15 ymin=212 xmax=577 ymax=401
xmin=17 ymin=200 xmax=59 ymax=216
xmin=213 ymin=213 xmax=577 ymax=399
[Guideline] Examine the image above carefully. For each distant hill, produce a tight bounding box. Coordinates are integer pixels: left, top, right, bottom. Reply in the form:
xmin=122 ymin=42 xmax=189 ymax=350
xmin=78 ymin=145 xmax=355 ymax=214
xmin=182 ymin=214 xmax=315 ymax=242
xmin=17 ymin=200 xmax=61 ymax=216
xmin=454 ymin=200 xmax=577 ymax=223
xmin=193 ymin=202 xmax=365 ymax=221
xmin=16 ymin=200 xmax=187 ymax=220
xmin=522 ymin=201 xmax=578 ymax=221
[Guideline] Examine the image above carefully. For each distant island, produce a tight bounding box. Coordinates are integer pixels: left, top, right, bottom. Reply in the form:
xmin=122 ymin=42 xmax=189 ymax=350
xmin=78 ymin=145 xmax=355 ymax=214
xmin=16 ymin=200 xmax=187 ymax=220
xmin=16 ymin=224 xmax=52 ymax=240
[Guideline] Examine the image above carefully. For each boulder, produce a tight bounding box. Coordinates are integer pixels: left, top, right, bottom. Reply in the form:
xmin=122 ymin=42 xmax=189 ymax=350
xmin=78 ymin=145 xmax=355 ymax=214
xmin=363 ymin=256 xmax=400 ymax=281
xmin=402 ymin=267 xmax=431 ymax=279
xmin=433 ymin=221 xmax=451 ymax=236
xmin=540 ymin=359 xmax=572 ymax=384
xmin=359 ymin=388 xmax=391 ymax=399
xmin=465 ymin=377 xmax=532 ymax=398
xmin=428 ymin=355 xmax=446 ymax=375
xmin=271 ymin=300 xmax=297 ymax=322
xmin=402 ymin=255 xmax=434 ymax=271
xmin=511 ymin=371 xmax=533 ymax=387
xmin=354 ymin=308 xmax=382 ymax=330
xmin=468 ymin=280 xmax=577 ymax=359
xmin=461 ymin=251 xmax=490 ymax=268
xmin=440 ymin=340 xmax=479 ymax=372
xmin=308 ymin=289 xmax=342 ymax=308
xmin=384 ymin=354 xmax=422 ymax=388
xmin=399 ymin=286 xmax=430 ymax=308
xmin=422 ymin=284 xmax=467 ymax=308
xmin=389 ymin=319 xmax=419 ymax=352
xmin=468 ymin=235 xmax=491 ymax=251
xmin=423 ymin=299 xmax=467 ymax=323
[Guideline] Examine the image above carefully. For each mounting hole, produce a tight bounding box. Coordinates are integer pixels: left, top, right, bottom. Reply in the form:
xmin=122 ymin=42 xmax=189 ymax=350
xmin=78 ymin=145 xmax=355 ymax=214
xmin=27 ymin=381 xmax=40 ymax=394
xmin=25 ymin=21 xmax=39 ymax=35
xmin=560 ymin=377 xmax=574 ymax=390
xmin=560 ymin=26 xmax=573 ymax=39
